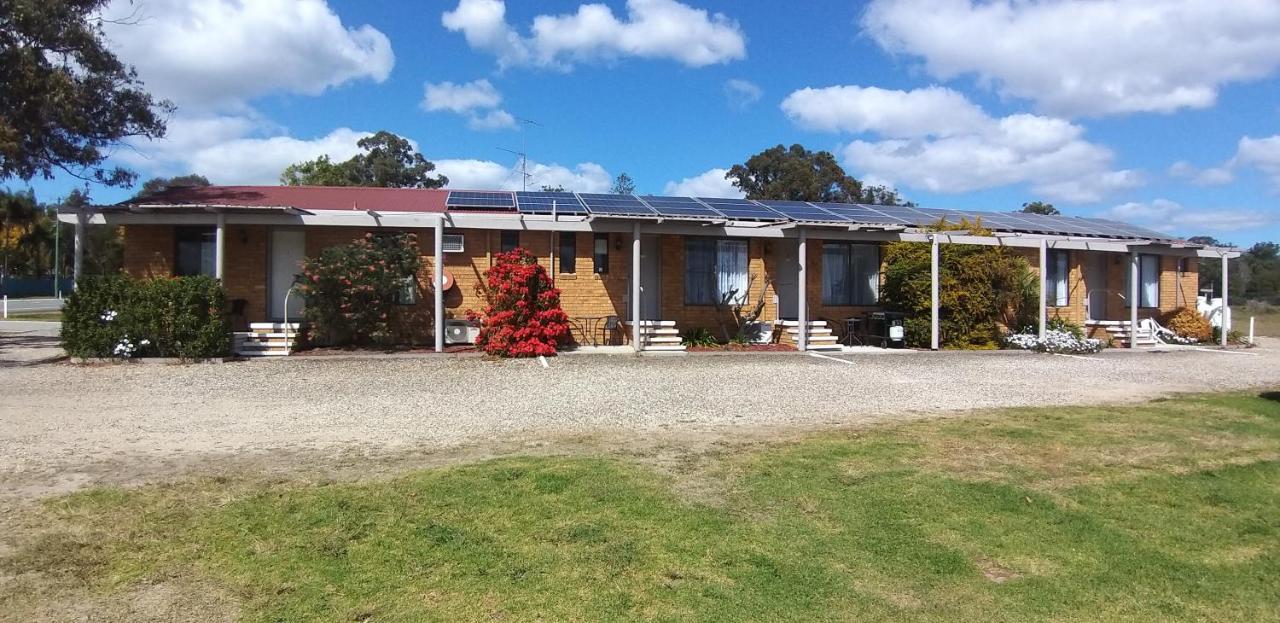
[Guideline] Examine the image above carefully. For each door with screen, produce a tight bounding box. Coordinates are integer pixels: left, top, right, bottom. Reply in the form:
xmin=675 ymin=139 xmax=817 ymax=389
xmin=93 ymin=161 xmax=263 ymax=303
xmin=270 ymin=229 xmax=306 ymax=320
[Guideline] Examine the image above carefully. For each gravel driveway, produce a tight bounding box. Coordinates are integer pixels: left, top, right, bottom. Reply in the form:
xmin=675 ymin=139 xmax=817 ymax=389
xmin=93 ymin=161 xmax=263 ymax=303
xmin=1 ymin=344 xmax=1276 ymax=497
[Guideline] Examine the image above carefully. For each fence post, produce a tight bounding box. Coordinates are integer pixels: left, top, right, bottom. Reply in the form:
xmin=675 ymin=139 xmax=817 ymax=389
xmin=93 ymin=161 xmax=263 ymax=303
xmin=3 ymin=295 xmax=7 ymax=319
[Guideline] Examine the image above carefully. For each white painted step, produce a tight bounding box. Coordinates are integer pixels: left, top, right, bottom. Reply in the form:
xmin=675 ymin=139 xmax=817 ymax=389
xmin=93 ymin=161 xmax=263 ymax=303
xmin=643 ymin=344 xmax=687 ymax=352
xmin=647 ymin=335 xmax=683 ymax=344
xmin=237 ymin=350 xmax=291 ymax=357
xmin=806 ymin=343 xmax=843 ymax=351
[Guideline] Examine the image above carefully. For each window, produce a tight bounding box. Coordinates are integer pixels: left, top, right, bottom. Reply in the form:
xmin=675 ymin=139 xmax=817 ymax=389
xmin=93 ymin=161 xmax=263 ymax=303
xmin=593 ymin=233 xmax=609 ymax=274
xmin=558 ymin=233 xmax=576 ymax=274
xmin=442 ymin=233 xmax=464 ymax=253
xmin=685 ymin=238 xmax=747 ymax=305
xmin=1124 ymin=254 xmax=1161 ymax=308
xmin=500 ymin=230 xmax=519 ymax=253
xmin=174 ymin=226 xmax=216 ymax=276
xmin=1046 ymin=249 xmax=1069 ymax=307
xmin=821 ymin=242 xmax=879 ymax=306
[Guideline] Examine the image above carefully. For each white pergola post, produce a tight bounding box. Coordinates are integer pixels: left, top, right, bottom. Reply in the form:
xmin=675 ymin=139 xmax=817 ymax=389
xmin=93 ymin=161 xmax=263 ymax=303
xmin=797 ymin=231 xmax=808 ymax=351
xmin=434 ymin=218 xmax=444 ymax=353
xmin=1129 ymin=251 xmax=1139 ymax=349
xmin=930 ymin=235 xmax=940 ymax=351
xmin=214 ymin=212 xmax=226 ymax=280
xmin=631 ymin=222 xmax=642 ymax=353
xmin=1037 ymin=238 xmax=1047 ymax=339
xmin=73 ymin=207 xmax=85 ymax=289
xmin=1220 ymin=255 xmax=1229 ymax=347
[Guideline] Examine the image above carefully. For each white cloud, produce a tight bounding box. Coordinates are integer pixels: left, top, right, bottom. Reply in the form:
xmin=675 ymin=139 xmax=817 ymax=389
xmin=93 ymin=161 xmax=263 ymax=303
xmin=784 ymin=85 xmax=1140 ymax=202
xmin=861 ymin=0 xmax=1280 ymax=117
xmin=782 ymin=85 xmax=988 ymax=137
xmin=102 ymin=0 xmax=393 ymax=109
xmin=435 ymin=159 xmax=611 ymax=193
xmin=1236 ymin=135 xmax=1280 ymax=188
xmin=185 ymin=128 xmax=373 ymax=185
xmin=442 ymin=0 xmax=746 ymax=70
xmin=1168 ymin=161 xmax=1235 ymax=186
xmin=1102 ymin=199 xmax=1280 ymax=234
xmin=724 ymin=79 xmax=763 ymax=110
xmin=421 ymin=79 xmax=516 ymax=130
xmin=663 ymin=168 xmax=742 ymax=197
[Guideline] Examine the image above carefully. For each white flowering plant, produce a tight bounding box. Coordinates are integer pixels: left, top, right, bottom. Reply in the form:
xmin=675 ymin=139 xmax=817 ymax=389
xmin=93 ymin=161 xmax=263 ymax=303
xmin=1004 ymin=329 xmax=1103 ymax=354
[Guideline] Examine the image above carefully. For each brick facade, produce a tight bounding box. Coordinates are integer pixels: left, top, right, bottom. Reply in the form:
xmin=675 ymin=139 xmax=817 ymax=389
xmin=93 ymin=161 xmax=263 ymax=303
xmin=120 ymin=224 xmax=1201 ymax=345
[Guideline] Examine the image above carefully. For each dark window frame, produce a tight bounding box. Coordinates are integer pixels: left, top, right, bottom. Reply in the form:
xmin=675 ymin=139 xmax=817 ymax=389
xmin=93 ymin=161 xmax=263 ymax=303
xmin=593 ymin=233 xmax=609 ymax=274
xmin=500 ymin=230 xmax=520 ymax=253
xmin=683 ymin=237 xmax=748 ymax=306
xmin=174 ymin=226 xmax=216 ymax=277
xmin=558 ymin=232 xmax=577 ymax=274
xmin=820 ymin=242 xmax=881 ymax=307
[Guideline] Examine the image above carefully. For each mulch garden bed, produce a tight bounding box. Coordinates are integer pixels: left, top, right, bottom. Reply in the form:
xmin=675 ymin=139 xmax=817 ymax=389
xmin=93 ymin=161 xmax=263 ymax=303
xmin=686 ymin=343 xmax=797 ymax=352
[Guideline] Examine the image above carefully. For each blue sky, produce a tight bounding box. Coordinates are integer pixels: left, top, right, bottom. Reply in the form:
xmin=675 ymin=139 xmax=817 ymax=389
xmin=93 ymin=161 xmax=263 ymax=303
xmin=15 ymin=0 xmax=1280 ymax=246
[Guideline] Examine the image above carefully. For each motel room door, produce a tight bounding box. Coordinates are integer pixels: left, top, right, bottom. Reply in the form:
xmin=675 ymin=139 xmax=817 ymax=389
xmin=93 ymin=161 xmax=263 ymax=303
xmin=1085 ymin=253 xmax=1109 ymax=321
xmin=774 ymin=239 xmax=799 ymax=320
xmin=269 ymin=229 xmax=306 ymax=321
xmin=632 ymin=235 xmax=662 ymax=321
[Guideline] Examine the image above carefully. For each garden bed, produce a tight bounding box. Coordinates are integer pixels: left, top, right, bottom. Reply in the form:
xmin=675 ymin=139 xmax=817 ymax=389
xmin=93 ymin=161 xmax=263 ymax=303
xmin=294 ymin=344 xmax=478 ymax=356
xmin=686 ymin=343 xmax=796 ymax=352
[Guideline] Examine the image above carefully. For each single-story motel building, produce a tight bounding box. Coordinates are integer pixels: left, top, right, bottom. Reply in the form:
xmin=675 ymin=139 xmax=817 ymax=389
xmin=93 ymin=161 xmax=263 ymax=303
xmin=58 ymin=186 xmax=1240 ymax=355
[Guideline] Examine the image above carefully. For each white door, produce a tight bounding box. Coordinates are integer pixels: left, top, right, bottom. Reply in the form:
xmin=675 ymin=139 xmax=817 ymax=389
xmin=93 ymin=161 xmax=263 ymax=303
xmin=774 ymin=240 xmax=799 ymax=320
xmin=270 ymin=229 xmax=306 ymax=320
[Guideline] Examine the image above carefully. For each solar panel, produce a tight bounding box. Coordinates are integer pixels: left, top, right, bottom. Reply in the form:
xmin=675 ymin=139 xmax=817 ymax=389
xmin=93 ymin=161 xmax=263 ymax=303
xmin=697 ymin=198 xmax=783 ymax=221
xmin=754 ymin=200 xmax=849 ymax=223
xmin=1081 ymin=218 xmax=1173 ymax=240
xmin=639 ymin=195 xmax=723 ymax=219
xmin=446 ymin=190 xmax=514 ymax=209
xmin=514 ymin=191 xmax=588 ymax=215
xmin=809 ymin=203 xmax=898 ymax=225
xmin=579 ymin=193 xmax=657 ymax=217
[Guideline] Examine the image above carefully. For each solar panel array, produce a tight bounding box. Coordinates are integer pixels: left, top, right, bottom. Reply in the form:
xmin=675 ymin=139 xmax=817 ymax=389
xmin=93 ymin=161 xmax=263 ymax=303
xmin=447 ymin=191 xmax=1176 ymax=241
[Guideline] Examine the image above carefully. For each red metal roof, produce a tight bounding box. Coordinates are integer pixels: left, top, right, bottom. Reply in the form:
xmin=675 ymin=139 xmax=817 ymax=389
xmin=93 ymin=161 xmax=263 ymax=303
xmin=122 ymin=185 xmax=449 ymax=213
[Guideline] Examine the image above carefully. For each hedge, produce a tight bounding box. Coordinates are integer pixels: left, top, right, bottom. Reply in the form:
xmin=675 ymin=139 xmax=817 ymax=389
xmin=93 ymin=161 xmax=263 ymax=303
xmin=61 ymin=275 xmax=231 ymax=359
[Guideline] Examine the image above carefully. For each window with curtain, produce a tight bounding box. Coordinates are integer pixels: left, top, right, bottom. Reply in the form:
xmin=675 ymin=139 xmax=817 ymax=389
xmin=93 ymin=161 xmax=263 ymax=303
xmin=821 ymin=242 xmax=880 ymax=306
xmin=558 ymin=233 xmax=576 ymax=274
xmin=174 ymin=226 xmax=216 ymax=276
xmin=685 ymin=238 xmax=748 ymax=304
xmin=1046 ymin=249 xmax=1069 ymax=307
xmin=1124 ymin=254 xmax=1162 ymax=308
xmin=500 ymin=230 xmax=519 ymax=253
xmin=593 ymin=233 xmax=609 ymax=274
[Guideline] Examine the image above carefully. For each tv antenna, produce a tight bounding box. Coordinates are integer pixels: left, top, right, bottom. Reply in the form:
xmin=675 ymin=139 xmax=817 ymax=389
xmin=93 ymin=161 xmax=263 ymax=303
xmin=499 ymin=117 xmax=542 ymax=191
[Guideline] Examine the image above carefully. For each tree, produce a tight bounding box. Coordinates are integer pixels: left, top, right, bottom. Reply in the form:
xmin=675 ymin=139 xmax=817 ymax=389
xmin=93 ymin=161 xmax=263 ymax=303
xmin=135 ymin=174 xmax=210 ymax=199
xmin=468 ymin=248 xmax=571 ymax=357
xmin=1 ymin=0 xmax=172 ymax=187
xmin=1 ymin=188 xmax=38 ymax=276
xmin=610 ymin=172 xmax=636 ymax=195
xmin=1020 ymin=201 xmax=1059 ymax=215
xmin=280 ymin=131 xmax=448 ymax=188
xmin=296 ymin=233 xmax=423 ymax=347
xmin=726 ymin=144 xmax=908 ymax=205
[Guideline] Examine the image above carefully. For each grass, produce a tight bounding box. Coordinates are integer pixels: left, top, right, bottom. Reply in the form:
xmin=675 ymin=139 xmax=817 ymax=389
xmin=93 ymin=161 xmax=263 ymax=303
xmin=1235 ymin=306 xmax=1280 ymax=337
xmin=3 ymin=392 xmax=1279 ymax=621
xmin=3 ymin=310 xmax=62 ymax=322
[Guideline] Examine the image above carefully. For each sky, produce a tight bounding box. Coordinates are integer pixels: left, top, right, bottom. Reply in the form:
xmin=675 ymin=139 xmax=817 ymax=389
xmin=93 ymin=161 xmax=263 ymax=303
xmin=13 ymin=0 xmax=1280 ymax=246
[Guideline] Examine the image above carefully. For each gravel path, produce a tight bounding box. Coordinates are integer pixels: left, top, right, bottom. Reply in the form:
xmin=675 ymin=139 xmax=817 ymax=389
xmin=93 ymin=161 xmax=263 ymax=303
xmin=1 ymin=343 xmax=1276 ymax=496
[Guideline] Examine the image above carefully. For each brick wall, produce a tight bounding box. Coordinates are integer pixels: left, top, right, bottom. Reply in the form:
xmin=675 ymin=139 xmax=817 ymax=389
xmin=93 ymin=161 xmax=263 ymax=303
xmin=121 ymin=225 xmax=174 ymax=277
xmin=657 ymin=235 xmax=776 ymax=338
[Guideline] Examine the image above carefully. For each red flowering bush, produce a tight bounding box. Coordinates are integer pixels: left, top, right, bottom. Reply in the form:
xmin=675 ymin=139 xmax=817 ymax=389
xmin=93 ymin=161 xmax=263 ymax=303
xmin=468 ymin=248 xmax=571 ymax=357
xmin=296 ymin=232 xmax=421 ymax=346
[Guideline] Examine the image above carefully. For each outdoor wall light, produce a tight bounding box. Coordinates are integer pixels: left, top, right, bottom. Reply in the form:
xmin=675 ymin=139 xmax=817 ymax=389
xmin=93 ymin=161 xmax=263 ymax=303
xmin=238 ymin=228 xmax=249 ymax=244
xmin=614 ymin=235 xmax=621 ymax=251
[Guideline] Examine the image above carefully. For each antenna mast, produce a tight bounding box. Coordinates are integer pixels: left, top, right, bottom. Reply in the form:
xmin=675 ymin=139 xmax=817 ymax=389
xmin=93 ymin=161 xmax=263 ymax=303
xmin=499 ymin=117 xmax=541 ymax=191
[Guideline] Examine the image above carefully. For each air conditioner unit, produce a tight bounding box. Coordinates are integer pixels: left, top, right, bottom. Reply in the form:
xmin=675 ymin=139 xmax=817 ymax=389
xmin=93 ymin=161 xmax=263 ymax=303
xmin=444 ymin=319 xmax=480 ymax=345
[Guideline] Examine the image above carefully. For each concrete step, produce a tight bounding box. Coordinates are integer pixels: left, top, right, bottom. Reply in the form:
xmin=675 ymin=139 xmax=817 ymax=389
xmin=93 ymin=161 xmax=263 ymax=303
xmin=641 ymin=328 xmax=680 ymax=336
xmin=236 ymin=350 xmax=291 ymax=357
xmin=249 ymin=322 xmax=301 ymax=330
xmin=646 ymin=335 xmax=683 ymax=344
xmin=806 ymin=343 xmax=843 ymax=351
xmin=785 ymin=328 xmax=832 ymax=336
xmin=643 ymin=344 xmax=687 ymax=352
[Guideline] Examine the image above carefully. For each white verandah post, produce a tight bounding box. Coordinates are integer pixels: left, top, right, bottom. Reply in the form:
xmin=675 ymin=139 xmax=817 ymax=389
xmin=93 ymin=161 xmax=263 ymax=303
xmin=1129 ymin=250 xmax=1139 ymax=349
xmin=1220 ymin=254 xmax=1229 ymax=348
xmin=214 ymin=212 xmax=226 ymax=280
xmin=434 ymin=217 xmax=444 ymax=353
xmin=797 ymin=231 xmax=808 ymax=351
xmin=631 ymin=222 xmax=642 ymax=353
xmin=930 ymin=235 xmax=940 ymax=351
xmin=1038 ymin=237 xmax=1047 ymax=339
xmin=73 ymin=207 xmax=85 ymax=289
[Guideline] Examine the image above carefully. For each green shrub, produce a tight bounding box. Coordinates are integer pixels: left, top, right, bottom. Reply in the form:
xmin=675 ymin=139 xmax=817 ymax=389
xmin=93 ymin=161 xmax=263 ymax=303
xmin=296 ymin=233 xmax=422 ymax=347
xmin=881 ymin=220 xmax=1037 ymax=349
xmin=1162 ymin=306 xmax=1212 ymax=342
xmin=1046 ymin=316 xmax=1085 ymax=340
xmin=682 ymin=327 xmax=719 ymax=347
xmin=61 ymin=275 xmax=230 ymax=359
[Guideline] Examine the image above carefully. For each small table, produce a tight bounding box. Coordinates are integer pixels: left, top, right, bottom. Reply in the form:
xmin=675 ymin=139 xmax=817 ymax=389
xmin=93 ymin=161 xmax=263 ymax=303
xmin=571 ymin=316 xmax=608 ymax=346
xmin=843 ymin=317 xmax=863 ymax=346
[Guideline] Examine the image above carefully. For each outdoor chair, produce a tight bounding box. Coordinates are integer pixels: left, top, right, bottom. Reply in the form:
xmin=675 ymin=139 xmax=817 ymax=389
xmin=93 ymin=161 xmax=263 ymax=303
xmin=600 ymin=315 xmax=621 ymax=345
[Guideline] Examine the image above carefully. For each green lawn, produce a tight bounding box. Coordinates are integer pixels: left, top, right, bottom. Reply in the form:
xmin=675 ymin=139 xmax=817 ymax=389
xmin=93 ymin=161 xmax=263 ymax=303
xmin=3 ymin=392 xmax=1279 ymax=622
xmin=1235 ymin=306 xmax=1280 ymax=338
xmin=4 ymin=310 xmax=62 ymax=322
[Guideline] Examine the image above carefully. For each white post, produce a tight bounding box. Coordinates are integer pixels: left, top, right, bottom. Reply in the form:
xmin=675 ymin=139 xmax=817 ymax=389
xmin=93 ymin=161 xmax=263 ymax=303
xmin=73 ymin=207 xmax=85 ymax=289
xmin=631 ymin=222 xmax=641 ymax=353
xmin=1249 ymin=316 xmax=1255 ymax=345
xmin=930 ymin=235 xmax=940 ymax=351
xmin=1129 ymin=251 xmax=1139 ymax=349
xmin=797 ymin=231 xmax=808 ymax=351
xmin=1220 ymin=255 xmax=1229 ymax=348
xmin=1038 ymin=238 xmax=1047 ymax=339
xmin=214 ymin=212 xmax=226 ymax=280
xmin=2 ymin=295 xmax=7 ymax=319
xmin=434 ymin=218 xmax=444 ymax=353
